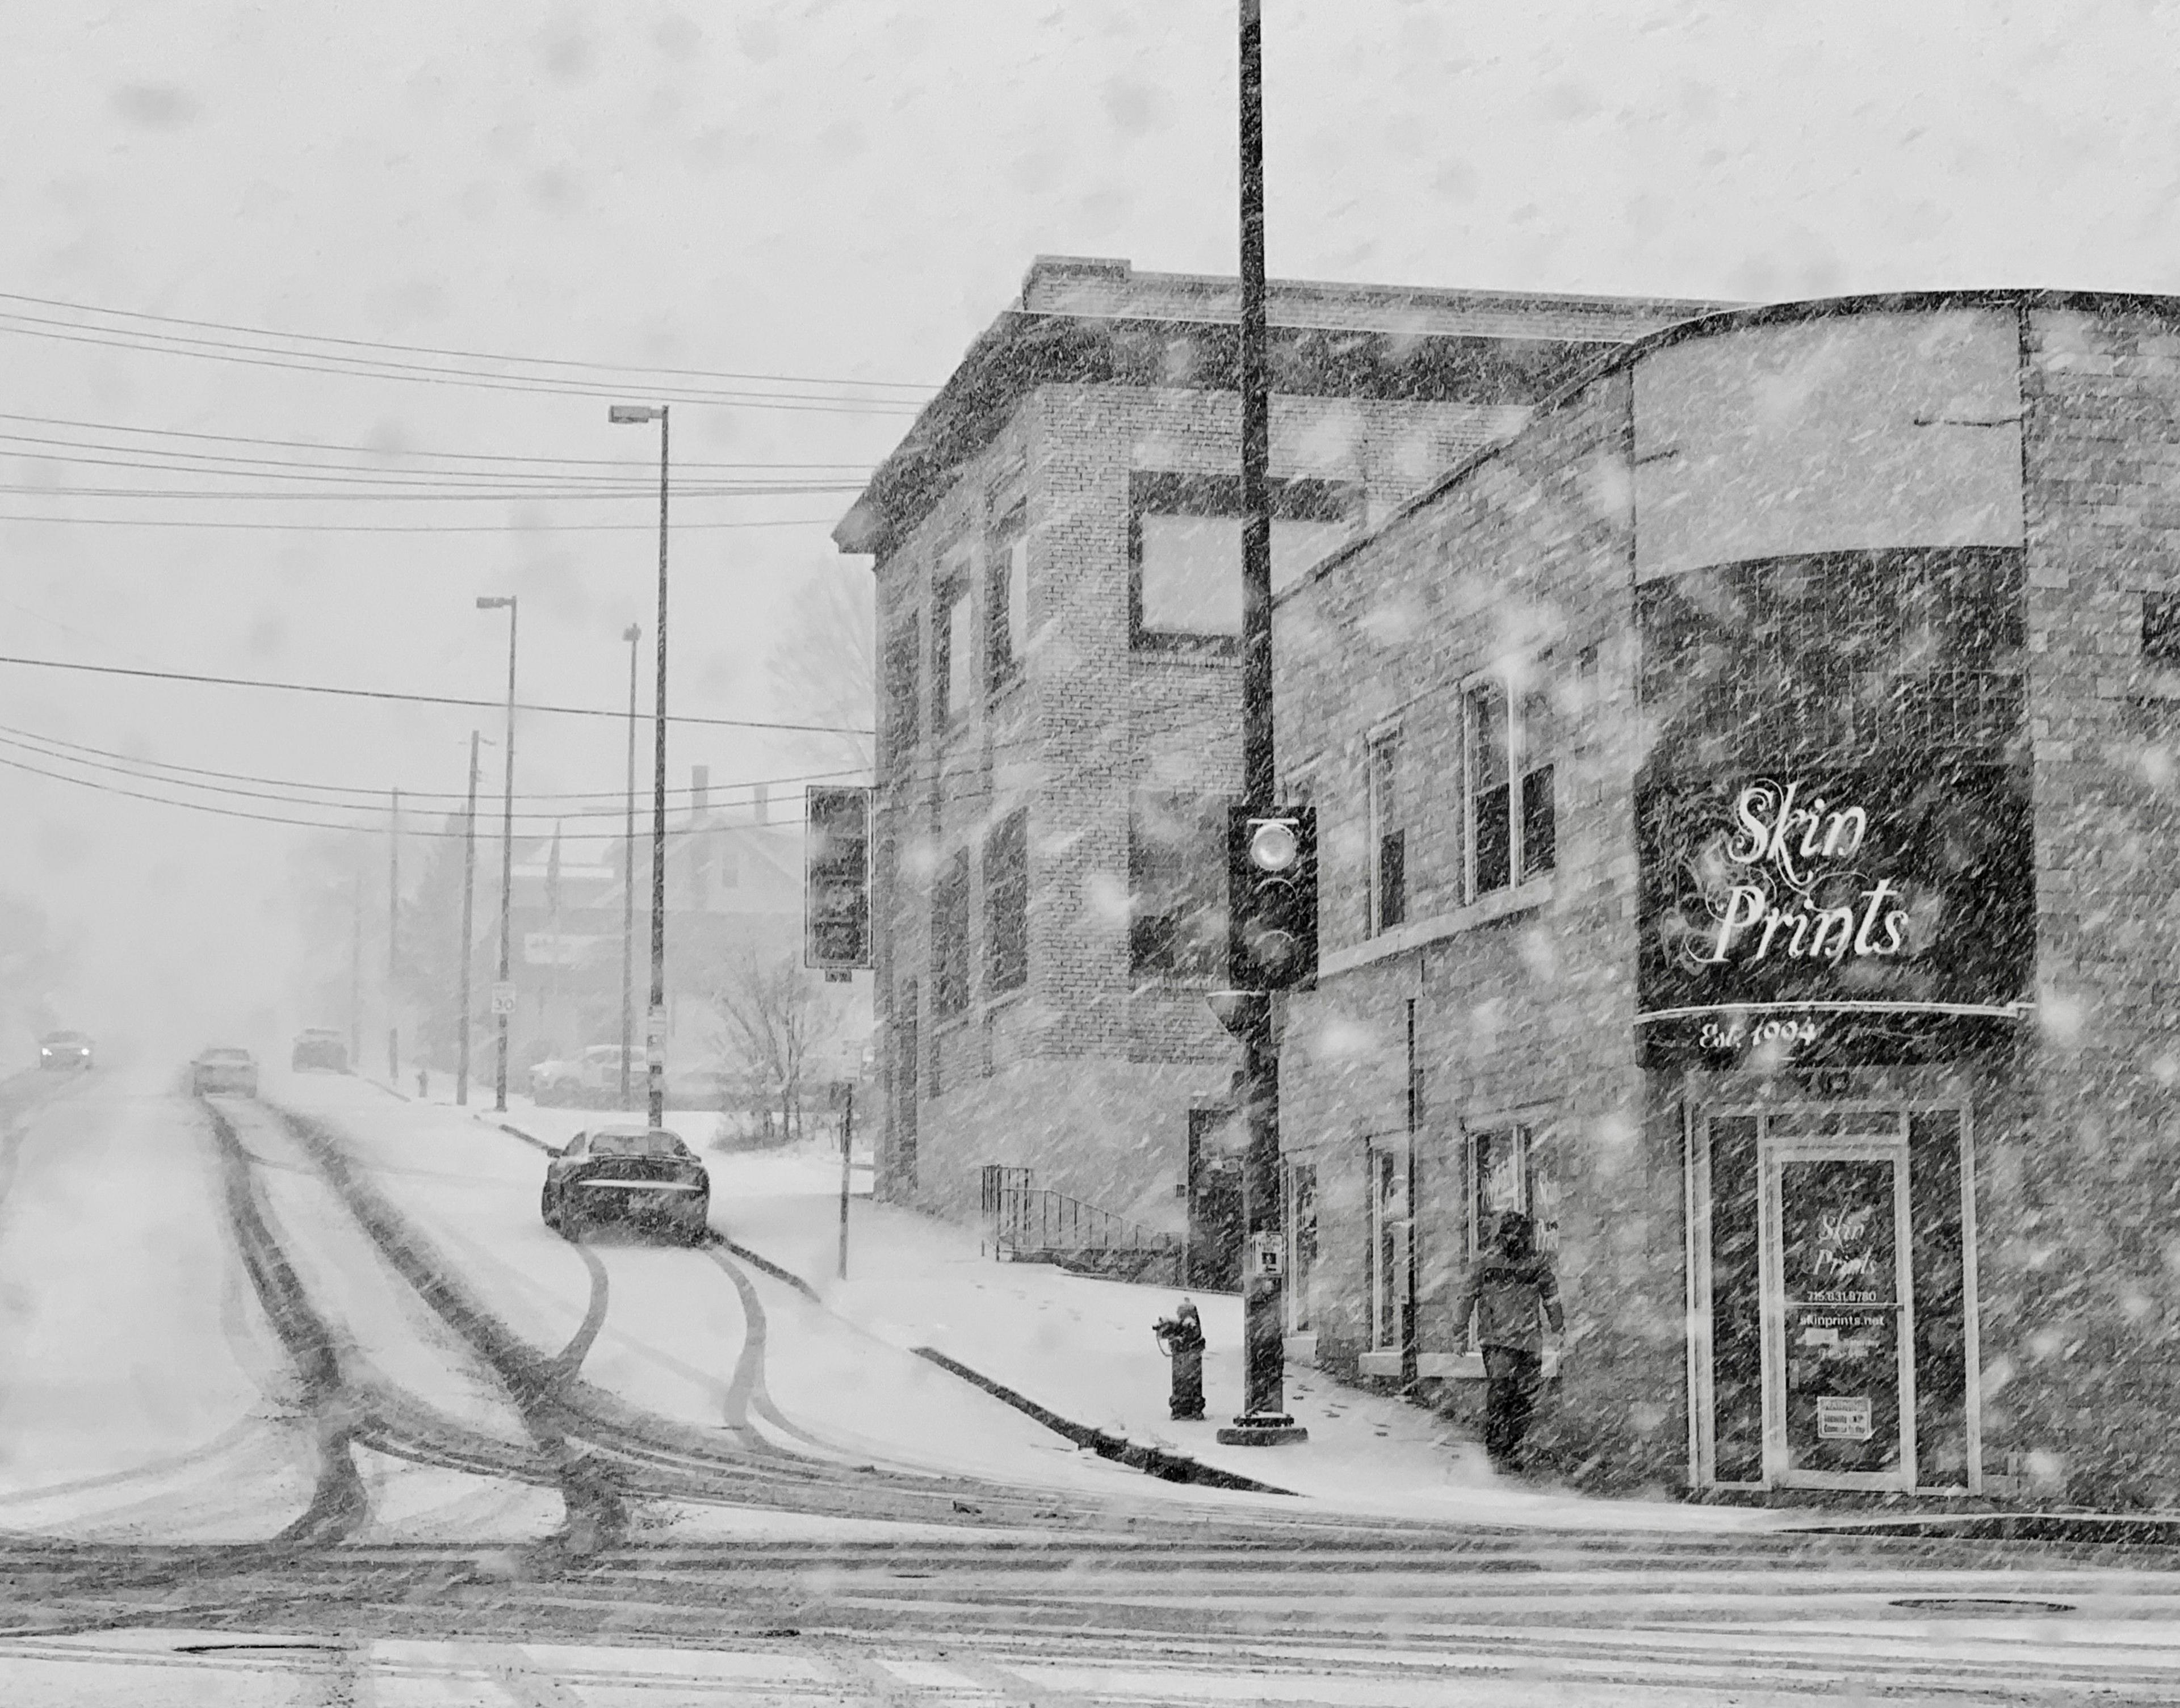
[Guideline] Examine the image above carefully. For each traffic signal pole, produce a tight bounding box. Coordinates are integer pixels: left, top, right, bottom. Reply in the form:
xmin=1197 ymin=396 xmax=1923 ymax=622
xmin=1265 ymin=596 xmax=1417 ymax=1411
xmin=1217 ymin=0 xmax=1304 ymax=1448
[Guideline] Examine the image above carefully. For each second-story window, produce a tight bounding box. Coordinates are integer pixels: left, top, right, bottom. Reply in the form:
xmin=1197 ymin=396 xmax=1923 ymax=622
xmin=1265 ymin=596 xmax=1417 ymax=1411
xmin=1366 ymin=731 xmax=1406 ymax=934
xmin=932 ymin=849 xmax=971 ymax=1019
xmin=987 ymin=505 xmax=1028 ymax=689
xmin=1464 ymin=662 xmax=1557 ymax=899
xmin=933 ymin=573 xmax=972 ymax=733
xmin=883 ymin=614 xmax=920 ymax=769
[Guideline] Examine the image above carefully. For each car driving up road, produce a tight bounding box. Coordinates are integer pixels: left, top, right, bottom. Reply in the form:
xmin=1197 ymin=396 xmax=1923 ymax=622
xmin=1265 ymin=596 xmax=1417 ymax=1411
xmin=191 ymin=1047 xmax=259 ymax=1097
xmin=539 ymin=1124 xmax=710 ymax=1243
xmin=37 ymin=1031 xmax=93 ymax=1071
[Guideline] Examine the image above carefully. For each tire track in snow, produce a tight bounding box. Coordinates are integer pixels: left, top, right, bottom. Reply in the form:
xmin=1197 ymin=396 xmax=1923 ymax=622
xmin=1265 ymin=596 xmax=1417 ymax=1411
xmin=198 ymin=1097 xmax=368 ymax=1548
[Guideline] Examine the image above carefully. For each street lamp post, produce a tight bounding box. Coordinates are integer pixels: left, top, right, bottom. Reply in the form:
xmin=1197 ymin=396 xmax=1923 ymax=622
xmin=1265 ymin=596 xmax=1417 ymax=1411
xmin=621 ymin=621 xmax=641 ymax=1113
xmin=477 ymin=594 xmax=518 ymax=1113
xmin=609 ymin=402 xmax=670 ymax=1129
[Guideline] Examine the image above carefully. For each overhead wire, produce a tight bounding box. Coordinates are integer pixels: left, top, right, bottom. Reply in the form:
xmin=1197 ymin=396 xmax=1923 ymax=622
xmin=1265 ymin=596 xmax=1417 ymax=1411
xmin=0 ymin=724 xmax=865 ymax=822
xmin=0 ymin=513 xmax=845 ymax=532
xmin=0 ymin=653 xmax=875 ymax=735
xmin=0 ymin=719 xmax=866 ymax=805
xmin=0 ymin=310 xmax=925 ymax=416
xmin=0 ymin=290 xmax=936 ymax=395
xmin=0 ymin=747 xmax=818 ymax=841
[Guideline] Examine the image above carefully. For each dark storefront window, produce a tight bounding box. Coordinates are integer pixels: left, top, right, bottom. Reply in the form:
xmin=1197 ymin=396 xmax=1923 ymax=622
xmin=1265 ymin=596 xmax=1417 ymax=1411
xmin=1285 ymin=1162 xmax=1318 ymax=1334
xmin=984 ymin=808 xmax=1028 ymax=994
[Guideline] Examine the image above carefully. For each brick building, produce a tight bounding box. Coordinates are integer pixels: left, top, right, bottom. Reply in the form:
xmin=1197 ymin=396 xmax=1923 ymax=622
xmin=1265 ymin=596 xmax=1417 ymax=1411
xmin=833 ymin=255 xmax=1721 ymax=1247
xmin=1276 ymin=289 xmax=2180 ymax=1504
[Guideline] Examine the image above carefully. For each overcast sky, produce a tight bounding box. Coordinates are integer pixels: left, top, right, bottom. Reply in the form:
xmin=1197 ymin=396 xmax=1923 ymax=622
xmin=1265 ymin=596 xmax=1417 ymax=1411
xmin=2 ymin=0 xmax=2174 ymax=1056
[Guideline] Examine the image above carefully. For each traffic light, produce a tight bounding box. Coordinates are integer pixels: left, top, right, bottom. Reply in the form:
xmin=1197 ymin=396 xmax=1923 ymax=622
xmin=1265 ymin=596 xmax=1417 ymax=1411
xmin=804 ymin=786 xmax=873 ymax=972
xmin=1227 ymin=804 xmax=1317 ymax=991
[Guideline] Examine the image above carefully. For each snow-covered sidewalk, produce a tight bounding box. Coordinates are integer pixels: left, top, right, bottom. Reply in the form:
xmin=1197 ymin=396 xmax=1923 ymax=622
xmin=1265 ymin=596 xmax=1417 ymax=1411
xmin=445 ymin=1086 xmax=1782 ymax=1534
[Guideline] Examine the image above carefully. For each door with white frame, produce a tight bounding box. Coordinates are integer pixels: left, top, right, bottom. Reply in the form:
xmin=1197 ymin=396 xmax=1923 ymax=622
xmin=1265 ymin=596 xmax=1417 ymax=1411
xmin=1760 ymin=1134 xmax=1915 ymax=1491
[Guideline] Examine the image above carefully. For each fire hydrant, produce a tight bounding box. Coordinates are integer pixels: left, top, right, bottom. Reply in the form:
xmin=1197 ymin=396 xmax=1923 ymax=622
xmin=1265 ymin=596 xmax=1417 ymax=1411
xmin=1152 ymin=1299 xmax=1206 ymax=1421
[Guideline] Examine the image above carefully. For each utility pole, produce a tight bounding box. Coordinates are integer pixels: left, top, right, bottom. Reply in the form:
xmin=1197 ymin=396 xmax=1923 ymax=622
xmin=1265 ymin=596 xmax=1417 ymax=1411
xmin=648 ymin=409 xmax=670 ymax=1131
xmin=477 ymin=595 xmax=519 ymax=1114
xmin=622 ymin=622 xmax=640 ymax=1113
xmin=606 ymin=401 xmax=670 ymax=1131
xmin=1216 ymin=0 xmax=1304 ymax=1447
xmin=458 ymin=731 xmax=480 ymax=1106
xmin=837 ymin=1082 xmax=854 ymax=1281
xmin=388 ymin=786 xmax=401 ymax=1082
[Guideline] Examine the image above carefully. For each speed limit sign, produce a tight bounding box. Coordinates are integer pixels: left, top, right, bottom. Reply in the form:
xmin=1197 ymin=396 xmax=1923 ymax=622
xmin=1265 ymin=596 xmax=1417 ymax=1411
xmin=491 ymin=981 xmax=516 ymax=1017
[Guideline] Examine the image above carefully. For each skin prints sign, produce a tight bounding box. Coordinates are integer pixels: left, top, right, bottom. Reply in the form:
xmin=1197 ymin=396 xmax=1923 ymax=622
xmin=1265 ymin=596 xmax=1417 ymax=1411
xmin=1634 ymin=763 xmax=2033 ymax=1069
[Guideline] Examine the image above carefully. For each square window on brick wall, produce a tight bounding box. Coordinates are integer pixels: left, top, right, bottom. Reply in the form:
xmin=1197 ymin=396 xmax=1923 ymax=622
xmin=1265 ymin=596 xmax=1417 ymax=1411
xmin=1129 ymin=473 xmax=1360 ymax=654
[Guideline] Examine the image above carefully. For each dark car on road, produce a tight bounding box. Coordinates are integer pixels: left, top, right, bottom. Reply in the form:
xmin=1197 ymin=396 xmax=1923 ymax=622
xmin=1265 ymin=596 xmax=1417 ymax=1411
xmin=38 ymin=1031 xmax=93 ymax=1071
xmin=291 ymin=1027 xmax=350 ymax=1072
xmin=192 ymin=1047 xmax=260 ymax=1097
xmin=540 ymin=1126 xmax=710 ymax=1243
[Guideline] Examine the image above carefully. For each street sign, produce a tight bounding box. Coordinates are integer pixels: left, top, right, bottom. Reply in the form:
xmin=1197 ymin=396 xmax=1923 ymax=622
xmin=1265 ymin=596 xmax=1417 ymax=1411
xmin=490 ymin=981 xmax=516 ymax=1017
xmin=805 ymin=785 xmax=874 ymax=971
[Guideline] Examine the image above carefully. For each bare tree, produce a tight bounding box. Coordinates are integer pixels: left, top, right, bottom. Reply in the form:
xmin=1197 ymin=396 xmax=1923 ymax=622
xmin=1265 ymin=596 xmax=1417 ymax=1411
xmin=707 ymin=947 xmax=839 ymax=1146
xmin=765 ymin=557 xmax=875 ymax=780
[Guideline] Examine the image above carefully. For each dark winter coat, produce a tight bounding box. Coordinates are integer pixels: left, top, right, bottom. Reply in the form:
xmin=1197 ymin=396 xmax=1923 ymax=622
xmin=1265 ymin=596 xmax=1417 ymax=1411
xmin=1452 ymin=1251 xmax=1565 ymax=1356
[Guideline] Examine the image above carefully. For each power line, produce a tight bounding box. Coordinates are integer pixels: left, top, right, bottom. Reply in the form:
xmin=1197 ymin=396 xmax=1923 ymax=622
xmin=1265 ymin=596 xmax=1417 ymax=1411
xmin=0 ymin=290 xmax=935 ymax=395
xmin=0 ymin=512 xmax=843 ymax=533
xmin=0 ymin=313 xmax=925 ymax=416
xmin=0 ymin=747 xmax=816 ymax=841
xmin=0 ymin=480 xmax=861 ymax=502
xmin=0 ymin=410 xmax=879 ymax=472
xmin=0 ymin=653 xmax=875 ymax=735
xmin=0 ymin=722 xmax=865 ymax=819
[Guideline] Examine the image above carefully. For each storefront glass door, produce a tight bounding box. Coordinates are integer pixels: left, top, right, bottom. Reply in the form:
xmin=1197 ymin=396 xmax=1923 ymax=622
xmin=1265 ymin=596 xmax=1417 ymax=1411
xmin=1762 ymin=1141 xmax=1915 ymax=1489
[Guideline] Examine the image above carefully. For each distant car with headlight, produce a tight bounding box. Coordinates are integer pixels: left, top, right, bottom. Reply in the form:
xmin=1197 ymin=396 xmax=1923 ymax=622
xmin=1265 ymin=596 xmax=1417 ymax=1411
xmin=291 ymin=1028 xmax=350 ymax=1072
xmin=540 ymin=1125 xmax=709 ymax=1243
xmin=38 ymin=1031 xmax=93 ymax=1071
xmin=192 ymin=1047 xmax=259 ymax=1097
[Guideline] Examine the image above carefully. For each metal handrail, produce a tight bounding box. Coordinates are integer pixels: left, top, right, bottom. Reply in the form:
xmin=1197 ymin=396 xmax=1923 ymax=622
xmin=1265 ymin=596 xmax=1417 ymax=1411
xmin=980 ymin=1165 xmax=1174 ymax=1260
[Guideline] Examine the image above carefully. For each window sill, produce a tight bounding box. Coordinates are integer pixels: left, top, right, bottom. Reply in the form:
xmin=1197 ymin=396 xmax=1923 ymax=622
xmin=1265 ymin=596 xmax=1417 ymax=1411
xmin=1319 ymin=876 xmax=1554 ymax=978
xmin=1283 ymin=1333 xmax=1319 ymax=1365
xmin=983 ymin=983 xmax=1030 ymax=1016
xmin=985 ymin=671 xmax=1026 ymax=710
xmin=933 ymin=1009 xmax=974 ymax=1036
xmin=1130 ymin=641 xmax=1239 ymax=665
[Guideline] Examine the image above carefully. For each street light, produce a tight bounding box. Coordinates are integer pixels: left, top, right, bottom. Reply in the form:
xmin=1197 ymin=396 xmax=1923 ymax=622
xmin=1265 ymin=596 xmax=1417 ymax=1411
xmin=621 ymin=621 xmax=642 ymax=1113
xmin=477 ymin=594 xmax=518 ymax=1113
xmin=608 ymin=401 xmax=669 ymax=1128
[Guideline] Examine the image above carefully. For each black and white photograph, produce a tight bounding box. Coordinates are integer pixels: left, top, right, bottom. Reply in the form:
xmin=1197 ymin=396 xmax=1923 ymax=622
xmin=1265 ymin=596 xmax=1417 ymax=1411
xmin=3 ymin=3 xmax=2180 ymax=1702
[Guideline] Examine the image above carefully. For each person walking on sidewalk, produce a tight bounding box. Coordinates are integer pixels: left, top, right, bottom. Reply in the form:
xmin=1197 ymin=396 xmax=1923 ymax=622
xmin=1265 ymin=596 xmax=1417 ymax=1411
xmin=1451 ymin=1211 xmax=1564 ymax=1472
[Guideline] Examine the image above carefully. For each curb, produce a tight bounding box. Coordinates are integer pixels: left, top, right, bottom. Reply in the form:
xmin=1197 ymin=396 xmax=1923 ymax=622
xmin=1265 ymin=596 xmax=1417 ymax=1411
xmin=910 ymin=1347 xmax=1294 ymax=1497
xmin=469 ymin=1115 xmax=1289 ymax=1499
